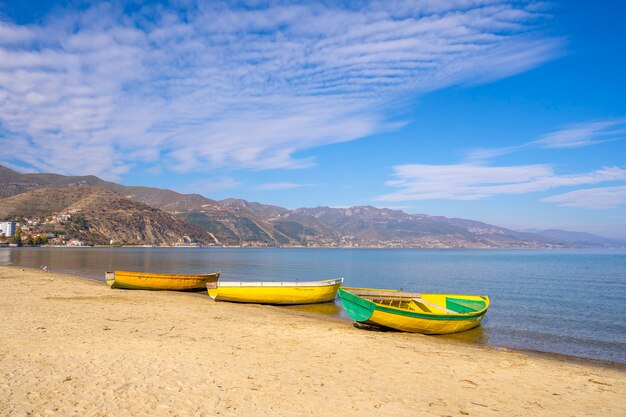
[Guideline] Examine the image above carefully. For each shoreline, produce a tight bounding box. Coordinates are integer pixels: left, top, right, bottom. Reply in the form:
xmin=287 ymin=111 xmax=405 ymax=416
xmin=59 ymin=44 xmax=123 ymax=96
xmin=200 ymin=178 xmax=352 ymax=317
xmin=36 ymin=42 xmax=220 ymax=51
xmin=0 ymin=266 xmax=626 ymax=416
xmin=2 ymin=265 xmax=625 ymax=416
xmin=5 ymin=263 xmax=626 ymax=369
xmin=284 ymin=305 xmax=626 ymax=371
xmin=5 ymin=245 xmax=626 ymax=250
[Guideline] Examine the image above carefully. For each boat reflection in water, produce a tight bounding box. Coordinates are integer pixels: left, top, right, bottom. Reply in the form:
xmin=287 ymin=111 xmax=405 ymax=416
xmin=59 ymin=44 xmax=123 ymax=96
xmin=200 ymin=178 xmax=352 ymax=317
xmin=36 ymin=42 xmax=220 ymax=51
xmin=283 ymin=299 xmax=346 ymax=320
xmin=437 ymin=325 xmax=489 ymax=345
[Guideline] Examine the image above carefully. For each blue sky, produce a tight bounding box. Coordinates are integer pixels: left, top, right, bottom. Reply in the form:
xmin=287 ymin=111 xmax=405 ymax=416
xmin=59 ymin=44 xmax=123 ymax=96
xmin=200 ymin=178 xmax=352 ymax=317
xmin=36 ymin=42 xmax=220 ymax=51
xmin=1 ymin=0 xmax=625 ymax=238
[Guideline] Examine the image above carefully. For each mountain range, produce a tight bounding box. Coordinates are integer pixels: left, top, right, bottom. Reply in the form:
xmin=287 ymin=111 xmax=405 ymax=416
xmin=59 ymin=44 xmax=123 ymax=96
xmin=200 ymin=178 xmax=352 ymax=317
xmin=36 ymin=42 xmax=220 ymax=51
xmin=0 ymin=165 xmax=624 ymax=248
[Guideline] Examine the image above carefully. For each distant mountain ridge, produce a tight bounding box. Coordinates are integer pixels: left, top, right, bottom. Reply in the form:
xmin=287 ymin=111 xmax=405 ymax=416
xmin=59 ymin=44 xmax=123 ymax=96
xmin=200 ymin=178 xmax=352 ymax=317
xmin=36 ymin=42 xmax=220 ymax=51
xmin=1 ymin=165 xmax=624 ymax=248
xmin=524 ymin=229 xmax=626 ymax=249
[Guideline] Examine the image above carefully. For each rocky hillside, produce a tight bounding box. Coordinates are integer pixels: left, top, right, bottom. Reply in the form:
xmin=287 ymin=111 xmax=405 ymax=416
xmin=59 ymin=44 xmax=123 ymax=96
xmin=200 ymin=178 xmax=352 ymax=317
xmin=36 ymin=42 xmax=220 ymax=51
xmin=2 ymin=165 xmax=624 ymax=248
xmin=0 ymin=185 xmax=213 ymax=246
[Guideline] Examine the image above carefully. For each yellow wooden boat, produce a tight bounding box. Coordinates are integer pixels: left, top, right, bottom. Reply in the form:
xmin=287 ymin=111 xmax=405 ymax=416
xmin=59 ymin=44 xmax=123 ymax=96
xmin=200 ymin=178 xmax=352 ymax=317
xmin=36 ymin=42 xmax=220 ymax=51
xmin=339 ymin=287 xmax=489 ymax=334
xmin=105 ymin=270 xmax=220 ymax=291
xmin=207 ymin=278 xmax=343 ymax=305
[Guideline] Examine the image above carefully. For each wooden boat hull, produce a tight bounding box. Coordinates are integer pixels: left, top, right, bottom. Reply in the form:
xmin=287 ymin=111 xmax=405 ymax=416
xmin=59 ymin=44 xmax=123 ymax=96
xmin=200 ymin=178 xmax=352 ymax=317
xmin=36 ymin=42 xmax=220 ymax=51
xmin=106 ymin=270 xmax=220 ymax=291
xmin=207 ymin=278 xmax=343 ymax=305
xmin=339 ymin=288 xmax=489 ymax=335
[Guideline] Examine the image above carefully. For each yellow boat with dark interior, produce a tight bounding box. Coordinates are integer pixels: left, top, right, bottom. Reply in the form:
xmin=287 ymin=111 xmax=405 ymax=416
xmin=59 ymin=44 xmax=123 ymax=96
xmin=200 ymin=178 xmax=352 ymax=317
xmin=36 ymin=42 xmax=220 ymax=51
xmin=105 ymin=270 xmax=220 ymax=291
xmin=338 ymin=287 xmax=489 ymax=334
xmin=207 ymin=278 xmax=343 ymax=305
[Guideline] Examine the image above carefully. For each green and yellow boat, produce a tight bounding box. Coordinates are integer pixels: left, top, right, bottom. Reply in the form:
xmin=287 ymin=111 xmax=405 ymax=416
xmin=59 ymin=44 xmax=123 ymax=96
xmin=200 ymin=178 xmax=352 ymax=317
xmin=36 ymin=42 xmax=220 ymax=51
xmin=105 ymin=270 xmax=220 ymax=291
xmin=207 ymin=278 xmax=343 ymax=305
xmin=338 ymin=287 xmax=489 ymax=334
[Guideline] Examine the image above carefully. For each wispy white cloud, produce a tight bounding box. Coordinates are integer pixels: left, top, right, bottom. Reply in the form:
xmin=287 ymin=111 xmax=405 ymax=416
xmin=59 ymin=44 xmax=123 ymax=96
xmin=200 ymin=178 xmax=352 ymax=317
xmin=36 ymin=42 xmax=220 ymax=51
xmin=257 ymin=182 xmax=304 ymax=191
xmin=377 ymin=164 xmax=626 ymax=201
xmin=181 ymin=178 xmax=242 ymax=195
xmin=542 ymin=186 xmax=626 ymax=209
xmin=0 ymin=20 xmax=34 ymax=44
xmin=0 ymin=1 xmax=561 ymax=179
xmin=533 ymin=118 xmax=626 ymax=149
xmin=466 ymin=144 xmax=528 ymax=161
xmin=467 ymin=118 xmax=626 ymax=161
xmin=257 ymin=181 xmax=321 ymax=191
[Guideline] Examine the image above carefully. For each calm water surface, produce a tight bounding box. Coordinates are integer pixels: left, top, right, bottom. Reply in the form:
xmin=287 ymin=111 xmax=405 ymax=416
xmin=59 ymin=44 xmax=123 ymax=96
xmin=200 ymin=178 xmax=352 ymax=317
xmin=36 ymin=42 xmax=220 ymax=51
xmin=2 ymin=247 xmax=625 ymax=364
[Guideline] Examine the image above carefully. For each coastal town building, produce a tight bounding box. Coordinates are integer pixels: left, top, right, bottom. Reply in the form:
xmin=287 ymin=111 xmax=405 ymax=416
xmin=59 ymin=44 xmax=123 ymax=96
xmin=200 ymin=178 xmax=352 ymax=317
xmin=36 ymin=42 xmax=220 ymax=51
xmin=0 ymin=222 xmax=16 ymax=237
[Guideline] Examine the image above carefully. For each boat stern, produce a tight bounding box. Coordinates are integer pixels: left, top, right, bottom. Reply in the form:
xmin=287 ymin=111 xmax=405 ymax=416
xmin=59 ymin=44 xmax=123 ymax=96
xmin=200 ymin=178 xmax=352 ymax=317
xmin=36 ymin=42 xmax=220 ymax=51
xmin=206 ymin=282 xmax=218 ymax=300
xmin=105 ymin=271 xmax=115 ymax=287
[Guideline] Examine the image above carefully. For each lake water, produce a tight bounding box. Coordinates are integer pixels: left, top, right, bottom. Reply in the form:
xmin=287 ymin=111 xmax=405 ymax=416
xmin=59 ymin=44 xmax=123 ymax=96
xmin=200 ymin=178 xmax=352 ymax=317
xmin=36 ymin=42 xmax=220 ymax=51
xmin=2 ymin=247 xmax=625 ymax=364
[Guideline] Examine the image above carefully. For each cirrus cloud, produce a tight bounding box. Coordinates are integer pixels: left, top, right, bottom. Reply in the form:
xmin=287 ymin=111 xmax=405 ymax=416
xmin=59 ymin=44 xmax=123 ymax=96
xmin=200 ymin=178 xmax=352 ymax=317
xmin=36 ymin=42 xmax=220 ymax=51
xmin=542 ymin=185 xmax=626 ymax=209
xmin=377 ymin=164 xmax=626 ymax=201
xmin=0 ymin=0 xmax=562 ymax=179
xmin=258 ymin=182 xmax=304 ymax=191
xmin=466 ymin=118 xmax=626 ymax=161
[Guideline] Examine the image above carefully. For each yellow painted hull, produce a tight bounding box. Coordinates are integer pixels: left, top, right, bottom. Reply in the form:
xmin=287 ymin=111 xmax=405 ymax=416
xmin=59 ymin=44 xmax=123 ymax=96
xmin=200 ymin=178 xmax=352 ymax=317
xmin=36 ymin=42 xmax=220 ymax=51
xmin=366 ymin=307 xmax=486 ymax=334
xmin=106 ymin=270 xmax=220 ymax=291
xmin=207 ymin=278 xmax=343 ymax=305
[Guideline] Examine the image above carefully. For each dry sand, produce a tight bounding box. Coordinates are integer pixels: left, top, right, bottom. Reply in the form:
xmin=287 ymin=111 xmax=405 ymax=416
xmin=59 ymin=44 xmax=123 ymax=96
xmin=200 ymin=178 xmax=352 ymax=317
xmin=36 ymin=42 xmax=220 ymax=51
xmin=0 ymin=266 xmax=624 ymax=417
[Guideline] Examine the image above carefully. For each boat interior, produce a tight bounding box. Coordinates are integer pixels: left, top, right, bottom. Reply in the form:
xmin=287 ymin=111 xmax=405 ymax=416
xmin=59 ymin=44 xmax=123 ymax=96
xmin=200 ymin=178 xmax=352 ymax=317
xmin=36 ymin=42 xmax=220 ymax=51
xmin=345 ymin=288 xmax=485 ymax=315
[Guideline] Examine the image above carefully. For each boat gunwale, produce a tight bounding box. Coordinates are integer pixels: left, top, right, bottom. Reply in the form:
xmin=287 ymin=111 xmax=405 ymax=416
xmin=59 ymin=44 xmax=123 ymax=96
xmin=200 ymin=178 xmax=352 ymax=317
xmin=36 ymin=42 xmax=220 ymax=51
xmin=210 ymin=278 xmax=343 ymax=288
xmin=109 ymin=270 xmax=221 ymax=280
xmin=373 ymin=301 xmax=488 ymax=321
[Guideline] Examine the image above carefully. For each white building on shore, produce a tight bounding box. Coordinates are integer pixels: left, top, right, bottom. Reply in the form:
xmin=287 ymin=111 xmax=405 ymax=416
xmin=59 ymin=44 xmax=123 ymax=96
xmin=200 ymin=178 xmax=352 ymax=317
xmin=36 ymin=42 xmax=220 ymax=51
xmin=0 ymin=222 xmax=16 ymax=237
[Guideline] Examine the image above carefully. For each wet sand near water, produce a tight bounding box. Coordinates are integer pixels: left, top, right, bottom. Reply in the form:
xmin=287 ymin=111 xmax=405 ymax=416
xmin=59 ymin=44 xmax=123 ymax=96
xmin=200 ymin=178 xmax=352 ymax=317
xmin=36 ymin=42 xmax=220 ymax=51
xmin=1 ymin=266 xmax=624 ymax=416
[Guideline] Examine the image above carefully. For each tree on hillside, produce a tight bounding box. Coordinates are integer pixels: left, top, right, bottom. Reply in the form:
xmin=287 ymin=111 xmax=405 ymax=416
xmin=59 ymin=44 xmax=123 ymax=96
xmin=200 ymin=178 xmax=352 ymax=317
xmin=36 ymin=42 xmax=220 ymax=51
xmin=12 ymin=227 xmax=22 ymax=247
xmin=72 ymin=215 xmax=89 ymax=230
xmin=28 ymin=235 xmax=49 ymax=246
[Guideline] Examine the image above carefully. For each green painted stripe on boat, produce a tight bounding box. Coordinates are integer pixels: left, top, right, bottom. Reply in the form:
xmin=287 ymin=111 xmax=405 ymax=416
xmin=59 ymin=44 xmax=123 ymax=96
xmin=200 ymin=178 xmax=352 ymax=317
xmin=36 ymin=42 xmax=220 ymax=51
xmin=374 ymin=303 xmax=486 ymax=321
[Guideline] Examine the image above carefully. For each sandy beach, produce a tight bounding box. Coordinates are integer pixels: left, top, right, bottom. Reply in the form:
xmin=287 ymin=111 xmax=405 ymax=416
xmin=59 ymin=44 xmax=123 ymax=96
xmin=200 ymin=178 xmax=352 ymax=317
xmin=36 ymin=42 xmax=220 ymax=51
xmin=1 ymin=266 xmax=624 ymax=416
